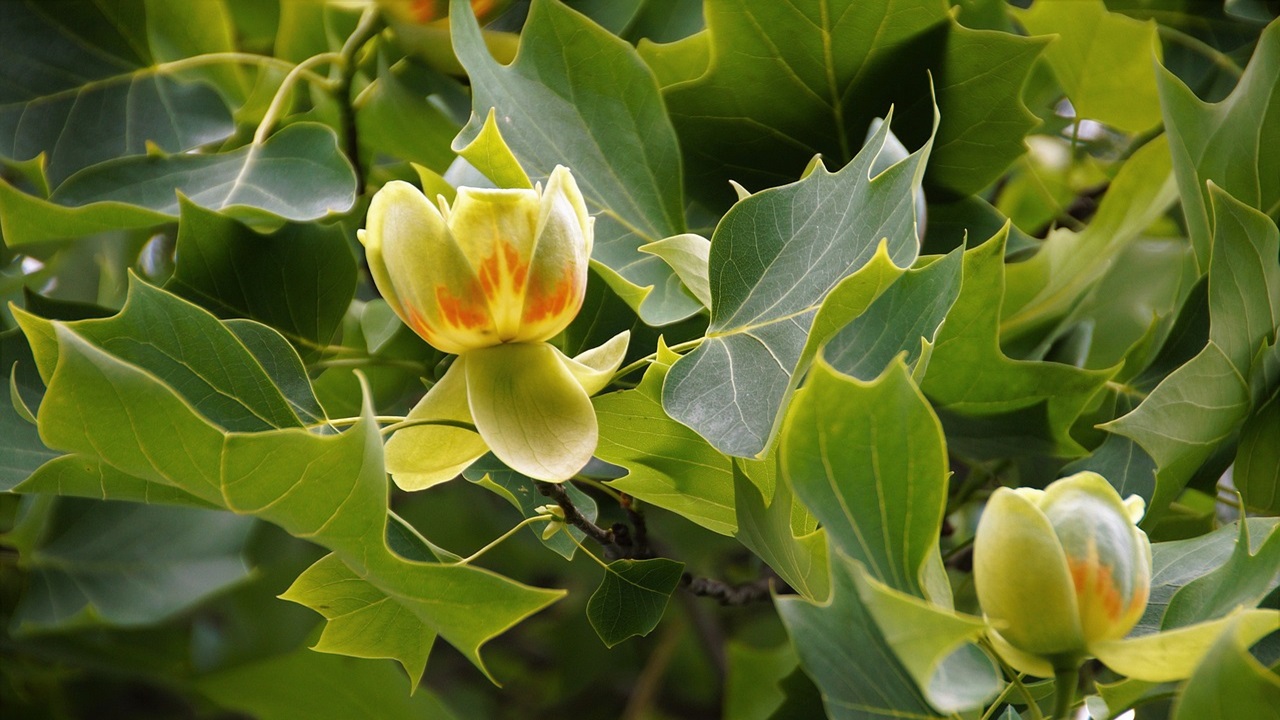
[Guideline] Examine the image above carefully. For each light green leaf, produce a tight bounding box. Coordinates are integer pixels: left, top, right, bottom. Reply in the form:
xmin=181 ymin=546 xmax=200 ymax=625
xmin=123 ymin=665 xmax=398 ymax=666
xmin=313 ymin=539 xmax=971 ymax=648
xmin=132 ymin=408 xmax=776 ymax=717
xmin=16 ymin=454 xmax=218 ymax=509
xmin=1016 ymin=0 xmax=1163 ymax=133
xmin=853 ymin=564 xmax=999 ymax=713
xmin=724 ymin=641 xmax=800 ymax=720
xmin=9 ymin=498 xmax=253 ymax=632
xmin=450 ymin=0 xmax=698 ymax=325
xmin=1092 ymin=608 xmax=1280 ymax=682
xmin=733 ymin=462 xmax=829 ymax=603
xmin=663 ymin=109 xmax=933 ymax=459
xmin=1171 ymin=613 xmax=1280 ymax=720
xmin=647 ymin=0 xmax=1044 ymax=206
xmin=196 ymin=647 xmax=460 ymax=720
xmin=1001 ymin=135 xmax=1179 ymax=341
xmin=165 ymin=199 xmax=357 ymax=360
xmin=776 ymin=553 xmax=941 ymax=720
xmin=640 ymin=233 xmax=712 ymax=308
xmin=1204 ymin=184 xmax=1280 ymax=375
xmin=593 ymin=342 xmax=737 ymax=536
xmin=17 ymin=282 xmax=563 ymax=684
xmin=782 ymin=357 xmax=948 ymax=600
xmin=465 ymin=342 xmax=597 ymax=482
xmin=357 ymin=52 xmax=461 ymax=174
xmin=822 ymin=248 xmax=963 ymax=381
xmin=1158 ymin=19 xmax=1280 ymax=270
xmin=0 ymin=0 xmax=234 ymax=186
xmin=586 ymin=557 xmax=684 ymax=647
xmin=920 ymin=227 xmax=1115 ymax=457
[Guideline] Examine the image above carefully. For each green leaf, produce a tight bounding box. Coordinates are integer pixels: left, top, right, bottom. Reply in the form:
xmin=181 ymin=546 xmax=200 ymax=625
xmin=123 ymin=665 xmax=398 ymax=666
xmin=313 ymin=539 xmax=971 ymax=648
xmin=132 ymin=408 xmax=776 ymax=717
xmin=16 ymin=281 xmax=563 ymax=683
xmin=822 ymin=248 xmax=962 ymax=381
xmin=1171 ymin=613 xmax=1280 ymax=720
xmin=9 ymin=498 xmax=253 ymax=632
xmin=1237 ymin=392 xmax=1280 ymax=512
xmin=1 ymin=331 xmax=58 ymax=491
xmin=1161 ymin=517 xmax=1280 ymax=629
xmin=462 ymin=454 xmax=599 ymax=561
xmin=0 ymin=0 xmax=234 ymax=186
xmin=852 ymin=564 xmax=999 ymax=713
xmin=781 ymin=357 xmax=948 ymax=601
xmin=1016 ymin=0 xmax=1163 ymax=133
xmin=1104 ymin=187 xmax=1280 ymax=519
xmin=196 ymin=647 xmax=460 ymax=720
xmin=450 ymin=0 xmax=698 ymax=325
xmin=585 ymin=557 xmax=684 ymax=647
xmin=776 ymin=553 xmax=941 ymax=720
xmin=357 ymin=53 xmax=462 ymax=174
xmin=165 ymin=199 xmax=357 ymax=360
xmin=724 ymin=641 xmax=799 ymax=720
xmin=663 ymin=110 xmax=933 ymax=458
xmin=593 ymin=342 xmax=737 ymax=536
xmin=733 ymin=462 xmax=829 ymax=602
xmin=0 ymin=123 xmax=358 ymax=246
xmin=647 ymin=0 xmax=1045 ymax=206
xmin=1000 ymin=134 xmax=1179 ymax=342
xmin=1158 ymin=19 xmax=1280 ymax=270
xmin=1135 ymin=518 xmax=1280 ymax=635
xmin=16 ymin=454 xmax=218 ymax=509
xmin=919 ymin=227 xmax=1115 ymax=457
xmin=640 ymin=233 xmax=712 ymax=308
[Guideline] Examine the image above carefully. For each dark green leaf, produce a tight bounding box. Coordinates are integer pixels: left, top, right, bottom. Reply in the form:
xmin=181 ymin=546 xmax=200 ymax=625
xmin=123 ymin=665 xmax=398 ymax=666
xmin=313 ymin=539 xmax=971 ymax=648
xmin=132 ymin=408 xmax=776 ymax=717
xmin=586 ymin=557 xmax=684 ymax=647
xmin=463 ymin=453 xmax=599 ymax=560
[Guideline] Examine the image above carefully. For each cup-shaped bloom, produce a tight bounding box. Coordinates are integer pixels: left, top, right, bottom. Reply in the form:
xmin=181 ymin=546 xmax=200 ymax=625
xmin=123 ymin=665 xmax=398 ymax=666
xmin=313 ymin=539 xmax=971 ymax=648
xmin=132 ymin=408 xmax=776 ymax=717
xmin=359 ymin=165 xmax=592 ymax=356
xmin=974 ymin=471 xmax=1152 ymax=674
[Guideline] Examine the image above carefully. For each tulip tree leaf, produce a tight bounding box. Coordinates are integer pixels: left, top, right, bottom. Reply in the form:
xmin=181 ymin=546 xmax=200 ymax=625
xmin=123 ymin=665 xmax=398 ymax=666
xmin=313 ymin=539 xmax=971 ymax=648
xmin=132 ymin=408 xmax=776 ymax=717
xmin=15 ymin=454 xmax=218 ymax=509
xmin=462 ymin=454 xmax=599 ymax=561
xmin=0 ymin=0 xmax=235 ymax=187
xmin=166 ymin=199 xmax=358 ymax=360
xmin=449 ymin=0 xmax=700 ymax=326
xmin=1158 ymin=19 xmax=1280 ymax=271
xmin=782 ymin=357 xmax=950 ymax=602
xmin=733 ymin=462 xmax=829 ymax=603
xmin=1172 ymin=614 xmax=1280 ymax=720
xmin=776 ymin=553 xmax=940 ymax=720
xmin=1161 ymin=518 xmax=1280 ymax=630
xmin=593 ymin=342 xmax=737 ymax=536
xmin=13 ymin=280 xmax=563 ymax=685
xmin=586 ymin=557 xmax=684 ymax=648
xmin=919 ymin=228 xmax=1115 ymax=457
xmin=662 ymin=111 xmax=933 ymax=459
xmin=1135 ymin=518 xmax=1280 ymax=635
xmin=1105 ymin=187 xmax=1280 ymax=520
xmin=196 ymin=647 xmax=461 ymax=720
xmin=1015 ymin=0 xmax=1163 ymax=133
xmin=1236 ymin=393 xmax=1280 ymax=513
xmin=0 ymin=123 xmax=358 ymax=246
xmin=10 ymin=498 xmax=254 ymax=632
xmin=645 ymin=0 xmax=1045 ymax=207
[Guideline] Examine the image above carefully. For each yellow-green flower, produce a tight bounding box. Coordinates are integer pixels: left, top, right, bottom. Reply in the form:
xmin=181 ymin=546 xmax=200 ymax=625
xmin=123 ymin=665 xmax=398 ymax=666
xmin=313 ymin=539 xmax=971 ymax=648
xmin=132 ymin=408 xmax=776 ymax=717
xmin=359 ymin=167 xmax=627 ymax=486
xmin=974 ymin=471 xmax=1152 ymax=674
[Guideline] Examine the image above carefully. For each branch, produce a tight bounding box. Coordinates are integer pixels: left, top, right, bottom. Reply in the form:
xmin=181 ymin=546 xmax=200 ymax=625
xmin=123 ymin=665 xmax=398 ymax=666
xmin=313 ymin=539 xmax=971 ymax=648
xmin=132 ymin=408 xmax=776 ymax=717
xmin=680 ymin=574 xmax=783 ymax=606
xmin=535 ymin=481 xmax=618 ymax=556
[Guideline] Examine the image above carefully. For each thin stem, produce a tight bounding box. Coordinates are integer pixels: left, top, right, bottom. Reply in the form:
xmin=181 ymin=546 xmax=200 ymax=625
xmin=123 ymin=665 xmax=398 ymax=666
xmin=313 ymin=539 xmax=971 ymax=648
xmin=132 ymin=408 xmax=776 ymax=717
xmin=982 ymin=639 xmax=1046 ymax=720
xmin=1051 ymin=667 xmax=1077 ymax=720
xmin=1157 ymin=25 xmax=1244 ymax=78
xmin=160 ymin=52 xmax=329 ymax=84
xmin=612 ymin=338 xmax=705 ymax=381
xmin=253 ymin=52 xmax=344 ymax=144
xmin=334 ymin=6 xmax=382 ymax=190
xmin=453 ymin=515 xmax=552 ymax=566
xmin=567 ymin=533 xmax=612 ymax=570
xmin=536 ymin=481 xmax=616 ymax=550
xmin=978 ymin=680 xmax=1020 ymax=720
xmin=307 ymin=415 xmax=406 ymax=429
xmin=573 ymin=476 xmax=625 ymax=503
xmin=380 ymin=418 xmax=478 ymax=435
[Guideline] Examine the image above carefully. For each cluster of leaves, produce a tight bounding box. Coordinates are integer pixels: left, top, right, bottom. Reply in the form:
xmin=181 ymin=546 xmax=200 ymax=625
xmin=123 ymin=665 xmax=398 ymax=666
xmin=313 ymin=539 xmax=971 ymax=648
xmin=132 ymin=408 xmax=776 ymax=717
xmin=1 ymin=0 xmax=1278 ymax=718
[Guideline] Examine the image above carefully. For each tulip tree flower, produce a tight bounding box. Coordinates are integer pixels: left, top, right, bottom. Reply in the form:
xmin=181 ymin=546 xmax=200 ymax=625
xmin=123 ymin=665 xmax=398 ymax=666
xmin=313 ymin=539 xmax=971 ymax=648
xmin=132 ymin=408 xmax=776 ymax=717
xmin=358 ymin=166 xmax=628 ymax=486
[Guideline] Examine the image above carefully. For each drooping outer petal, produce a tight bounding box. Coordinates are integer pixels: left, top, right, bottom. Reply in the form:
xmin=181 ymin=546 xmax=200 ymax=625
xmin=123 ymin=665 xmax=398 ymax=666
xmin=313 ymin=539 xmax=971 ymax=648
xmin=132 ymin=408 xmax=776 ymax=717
xmin=1040 ymin=472 xmax=1151 ymax=644
xmin=363 ymin=181 xmax=496 ymax=354
xmin=517 ymin=165 xmax=592 ymax=343
xmin=385 ymin=356 xmax=487 ymax=491
xmin=445 ymin=186 xmax=541 ymax=340
xmin=558 ymin=331 xmax=630 ymax=395
xmin=975 ymin=487 xmax=1084 ymax=662
xmin=465 ymin=342 xmax=597 ymax=481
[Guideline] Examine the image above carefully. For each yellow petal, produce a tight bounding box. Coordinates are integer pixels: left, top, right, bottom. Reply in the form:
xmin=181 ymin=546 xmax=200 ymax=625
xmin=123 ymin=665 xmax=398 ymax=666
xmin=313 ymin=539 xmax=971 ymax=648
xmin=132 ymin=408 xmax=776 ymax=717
xmin=446 ymin=186 xmax=541 ymax=340
xmin=558 ymin=331 xmax=630 ymax=396
xmin=385 ymin=357 xmax=486 ymax=490
xmin=516 ymin=166 xmax=591 ymax=343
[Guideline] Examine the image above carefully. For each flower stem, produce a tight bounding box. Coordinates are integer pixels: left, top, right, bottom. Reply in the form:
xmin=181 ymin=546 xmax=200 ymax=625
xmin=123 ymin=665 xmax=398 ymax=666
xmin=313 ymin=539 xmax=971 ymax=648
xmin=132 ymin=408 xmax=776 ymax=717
xmin=611 ymin=337 xmax=705 ymax=382
xmin=1051 ymin=666 xmax=1078 ymax=720
xmin=452 ymin=515 xmax=552 ymax=566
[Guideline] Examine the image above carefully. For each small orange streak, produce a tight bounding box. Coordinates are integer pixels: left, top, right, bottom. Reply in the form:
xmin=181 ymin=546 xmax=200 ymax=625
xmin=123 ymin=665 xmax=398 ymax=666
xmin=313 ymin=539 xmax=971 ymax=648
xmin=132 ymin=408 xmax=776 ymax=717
xmin=475 ymin=241 xmax=529 ymax=302
xmin=436 ymin=285 xmax=489 ymax=330
xmin=404 ymin=304 xmax=438 ymax=344
xmin=409 ymin=0 xmax=437 ymax=23
xmin=1068 ymin=557 xmax=1124 ymax=620
xmin=523 ymin=270 xmax=574 ymax=324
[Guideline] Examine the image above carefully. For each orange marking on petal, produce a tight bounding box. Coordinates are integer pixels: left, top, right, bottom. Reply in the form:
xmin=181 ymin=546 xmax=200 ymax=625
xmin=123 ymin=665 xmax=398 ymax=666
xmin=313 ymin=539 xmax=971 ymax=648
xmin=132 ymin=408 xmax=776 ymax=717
xmin=1068 ymin=557 xmax=1124 ymax=621
xmin=523 ymin=272 xmax=574 ymax=324
xmin=474 ymin=241 xmax=530 ymax=302
xmin=436 ymin=285 xmax=489 ymax=330
xmin=410 ymin=0 xmax=437 ymax=23
xmin=404 ymin=304 xmax=438 ymax=344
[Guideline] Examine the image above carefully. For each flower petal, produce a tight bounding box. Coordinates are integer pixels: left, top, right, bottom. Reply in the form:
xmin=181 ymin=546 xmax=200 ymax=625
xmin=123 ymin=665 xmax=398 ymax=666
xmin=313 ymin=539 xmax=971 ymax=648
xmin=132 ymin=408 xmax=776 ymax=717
xmin=466 ymin=342 xmax=596 ymax=481
xmin=974 ymin=487 xmax=1084 ymax=659
xmin=517 ymin=166 xmax=591 ymax=343
xmin=365 ymin=181 xmax=495 ymax=354
xmin=1091 ymin=608 xmax=1280 ymax=682
xmin=385 ymin=357 xmax=486 ymax=491
xmin=447 ymin=186 xmax=541 ymax=340
xmin=558 ymin=331 xmax=630 ymax=396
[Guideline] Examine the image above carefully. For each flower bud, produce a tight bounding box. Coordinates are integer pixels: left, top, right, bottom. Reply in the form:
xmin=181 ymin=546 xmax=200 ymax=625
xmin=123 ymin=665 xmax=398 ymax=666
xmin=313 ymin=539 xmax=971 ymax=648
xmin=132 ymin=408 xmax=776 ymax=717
xmin=359 ymin=165 xmax=592 ymax=355
xmin=974 ymin=471 xmax=1152 ymax=672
